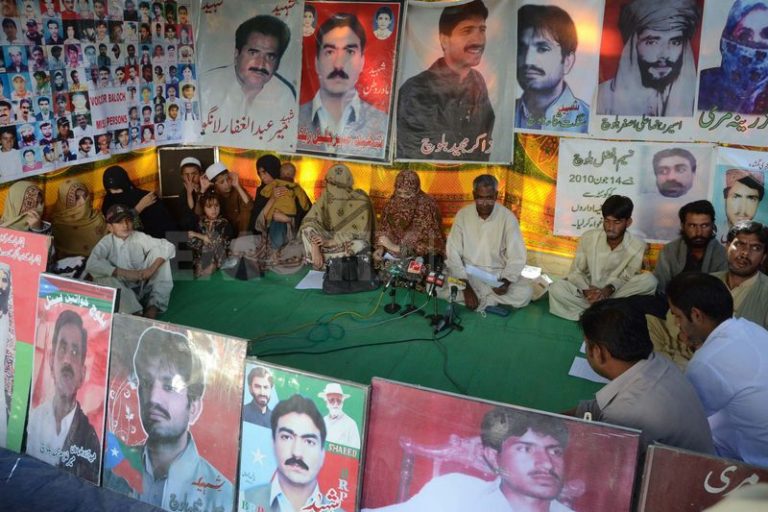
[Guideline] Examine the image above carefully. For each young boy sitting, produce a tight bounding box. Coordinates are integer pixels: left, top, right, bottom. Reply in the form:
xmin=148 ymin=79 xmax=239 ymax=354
xmin=85 ymin=204 xmax=176 ymax=318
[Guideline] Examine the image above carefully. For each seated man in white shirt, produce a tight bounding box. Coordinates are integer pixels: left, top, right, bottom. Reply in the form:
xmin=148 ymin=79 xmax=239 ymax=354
xmin=549 ymin=195 xmax=657 ymax=320
xmin=444 ymin=174 xmax=532 ymax=312
xmin=85 ymin=203 xmax=175 ymax=318
xmin=667 ymin=272 xmax=768 ymax=466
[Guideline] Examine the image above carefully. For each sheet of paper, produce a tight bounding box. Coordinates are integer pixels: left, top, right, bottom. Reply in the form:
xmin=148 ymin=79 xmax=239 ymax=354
xmin=295 ymin=270 xmax=325 ymax=290
xmin=580 ymin=341 xmax=586 ymax=353
xmin=465 ymin=264 xmax=504 ymax=287
xmin=568 ymin=357 xmax=609 ymax=384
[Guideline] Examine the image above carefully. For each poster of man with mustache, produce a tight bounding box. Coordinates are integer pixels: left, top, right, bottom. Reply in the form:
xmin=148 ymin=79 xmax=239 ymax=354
xmin=101 ymin=314 xmax=247 ymax=512
xmin=238 ymin=361 xmax=368 ymax=512
xmin=25 ymin=274 xmax=118 ymax=485
xmin=297 ymin=0 xmax=401 ymax=162
xmin=395 ymin=0 xmax=514 ymax=163
xmin=514 ymin=0 xmax=601 ymax=136
xmin=198 ymin=0 xmax=303 ymax=153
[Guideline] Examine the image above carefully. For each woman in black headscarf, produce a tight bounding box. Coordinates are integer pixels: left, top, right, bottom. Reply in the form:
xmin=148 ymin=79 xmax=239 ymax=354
xmin=101 ymin=165 xmax=177 ymax=239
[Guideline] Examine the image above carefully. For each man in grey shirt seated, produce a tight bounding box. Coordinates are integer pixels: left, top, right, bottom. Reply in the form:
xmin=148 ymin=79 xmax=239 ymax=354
xmin=574 ymin=299 xmax=714 ymax=455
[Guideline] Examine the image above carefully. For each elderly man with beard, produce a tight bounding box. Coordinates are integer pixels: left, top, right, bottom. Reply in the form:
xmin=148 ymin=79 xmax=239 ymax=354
xmin=244 ymin=394 xmax=342 ymax=512
xmin=318 ymin=383 xmax=360 ymax=449
xmin=364 ymin=408 xmax=574 ymax=512
xmin=104 ymin=327 xmax=234 ymax=511
xmin=243 ymin=365 xmax=274 ymax=428
xmin=699 ymin=0 xmax=768 ymax=114
xmin=26 ymin=310 xmax=101 ymax=482
xmin=204 ymin=15 xmax=296 ymax=133
xmin=596 ymin=0 xmax=700 ymax=117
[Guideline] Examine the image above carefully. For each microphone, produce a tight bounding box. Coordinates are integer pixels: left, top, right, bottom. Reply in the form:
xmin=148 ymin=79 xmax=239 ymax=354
xmin=435 ymin=285 xmax=460 ymax=333
xmin=449 ymin=285 xmax=459 ymax=302
xmin=405 ymin=257 xmax=425 ymax=282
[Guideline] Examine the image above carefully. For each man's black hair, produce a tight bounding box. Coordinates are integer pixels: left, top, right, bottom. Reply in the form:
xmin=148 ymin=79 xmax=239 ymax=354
xmin=270 ymin=394 xmax=326 ymax=445
xmin=518 ymin=4 xmax=577 ymax=58
xmin=723 ymin=176 xmax=765 ymax=202
xmin=248 ymin=365 xmax=273 ymax=387
xmin=601 ymin=195 xmax=633 ymax=219
xmin=439 ymin=0 xmax=488 ymax=36
xmin=481 ymin=407 xmax=569 ymax=451
xmin=315 ymin=13 xmax=366 ymax=57
xmin=235 ymin=15 xmax=291 ymax=62
xmin=726 ymin=220 xmax=768 ymax=248
xmin=579 ymin=299 xmax=653 ymax=363
xmin=134 ymin=327 xmax=206 ymax=402
xmin=678 ymin=199 xmax=715 ymax=225
xmin=666 ymin=272 xmax=733 ymax=325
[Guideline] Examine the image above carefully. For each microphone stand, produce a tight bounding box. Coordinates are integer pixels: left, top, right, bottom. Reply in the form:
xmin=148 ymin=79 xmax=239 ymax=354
xmin=435 ymin=286 xmax=463 ymax=333
xmin=384 ymin=283 xmax=401 ymax=314
xmin=426 ymin=285 xmax=441 ymax=326
xmin=400 ymin=280 xmax=422 ymax=316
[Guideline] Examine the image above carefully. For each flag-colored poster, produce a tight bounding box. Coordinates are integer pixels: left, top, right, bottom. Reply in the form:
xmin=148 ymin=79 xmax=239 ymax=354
xmin=0 ymin=227 xmax=50 ymax=452
xmin=638 ymin=445 xmax=768 ymax=511
xmin=555 ymin=138 xmax=714 ymax=243
xmin=26 ymin=273 xmax=117 ymax=485
xmin=0 ymin=0 xmax=201 ymax=184
xmin=395 ymin=0 xmax=515 ymax=163
xmin=362 ymin=378 xmax=640 ymax=512
xmin=198 ymin=0 xmax=303 ymax=153
xmin=102 ymin=314 xmax=247 ymax=512
xmin=297 ymin=0 xmax=401 ymax=162
xmin=238 ymin=359 xmax=368 ymax=512
xmin=710 ymin=146 xmax=768 ymax=245
xmin=591 ymin=0 xmax=705 ymax=142
xmin=695 ymin=0 xmax=768 ymax=146
xmin=514 ymin=0 xmax=603 ymax=137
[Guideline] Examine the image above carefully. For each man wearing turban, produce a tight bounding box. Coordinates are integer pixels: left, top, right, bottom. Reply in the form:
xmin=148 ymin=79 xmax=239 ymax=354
xmin=698 ymin=0 xmax=768 ymax=114
xmin=597 ymin=0 xmax=700 ymax=117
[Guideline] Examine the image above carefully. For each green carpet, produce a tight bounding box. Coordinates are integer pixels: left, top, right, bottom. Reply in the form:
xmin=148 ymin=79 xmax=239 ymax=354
xmin=162 ymin=268 xmax=603 ymax=413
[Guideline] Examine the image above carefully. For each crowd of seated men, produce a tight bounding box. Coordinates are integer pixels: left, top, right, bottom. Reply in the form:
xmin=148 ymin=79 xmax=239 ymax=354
xmin=1 ymin=155 xmax=766 ymax=467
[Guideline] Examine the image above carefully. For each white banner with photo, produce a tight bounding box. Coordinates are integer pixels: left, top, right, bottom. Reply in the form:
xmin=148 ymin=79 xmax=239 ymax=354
xmin=711 ymin=146 xmax=768 ymax=245
xmin=694 ymin=0 xmax=768 ymax=146
xmin=197 ymin=0 xmax=302 ymax=153
xmin=589 ymin=0 xmax=704 ymax=142
xmin=514 ymin=0 xmax=603 ymax=137
xmin=394 ymin=0 xmax=515 ymax=163
xmin=555 ymin=138 xmax=715 ymax=243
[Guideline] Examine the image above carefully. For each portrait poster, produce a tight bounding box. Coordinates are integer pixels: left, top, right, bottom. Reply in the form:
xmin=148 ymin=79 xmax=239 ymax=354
xmin=637 ymin=445 xmax=768 ymax=511
xmin=102 ymin=314 xmax=247 ymax=512
xmin=554 ymin=138 xmax=715 ymax=243
xmin=26 ymin=273 xmax=117 ymax=485
xmin=197 ymin=0 xmax=303 ymax=153
xmin=238 ymin=359 xmax=368 ymax=512
xmin=513 ymin=0 xmax=603 ymax=137
xmin=395 ymin=1 xmax=513 ymax=164
xmin=695 ymin=0 xmax=768 ymax=146
xmin=361 ymin=378 xmax=640 ymax=512
xmin=297 ymin=0 xmax=400 ymax=162
xmin=710 ymin=146 xmax=768 ymax=245
xmin=0 ymin=228 xmax=50 ymax=452
xmin=591 ymin=0 xmax=705 ymax=142
xmin=0 ymin=0 xmax=201 ymax=184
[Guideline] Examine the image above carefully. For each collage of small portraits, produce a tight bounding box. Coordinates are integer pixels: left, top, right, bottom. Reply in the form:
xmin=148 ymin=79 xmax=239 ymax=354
xmin=1 ymin=230 xmax=767 ymax=512
xmin=0 ymin=0 xmax=198 ymax=180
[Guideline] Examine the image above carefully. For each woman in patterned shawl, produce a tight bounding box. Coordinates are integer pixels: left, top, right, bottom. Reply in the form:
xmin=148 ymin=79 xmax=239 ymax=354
xmin=300 ymin=164 xmax=373 ymax=270
xmin=51 ymin=178 xmax=107 ymax=258
xmin=374 ymin=170 xmax=445 ymax=262
xmin=0 ymin=180 xmax=50 ymax=234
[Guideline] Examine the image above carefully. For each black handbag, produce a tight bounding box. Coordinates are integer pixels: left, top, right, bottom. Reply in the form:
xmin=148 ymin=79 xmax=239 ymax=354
xmin=322 ymin=253 xmax=380 ymax=294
